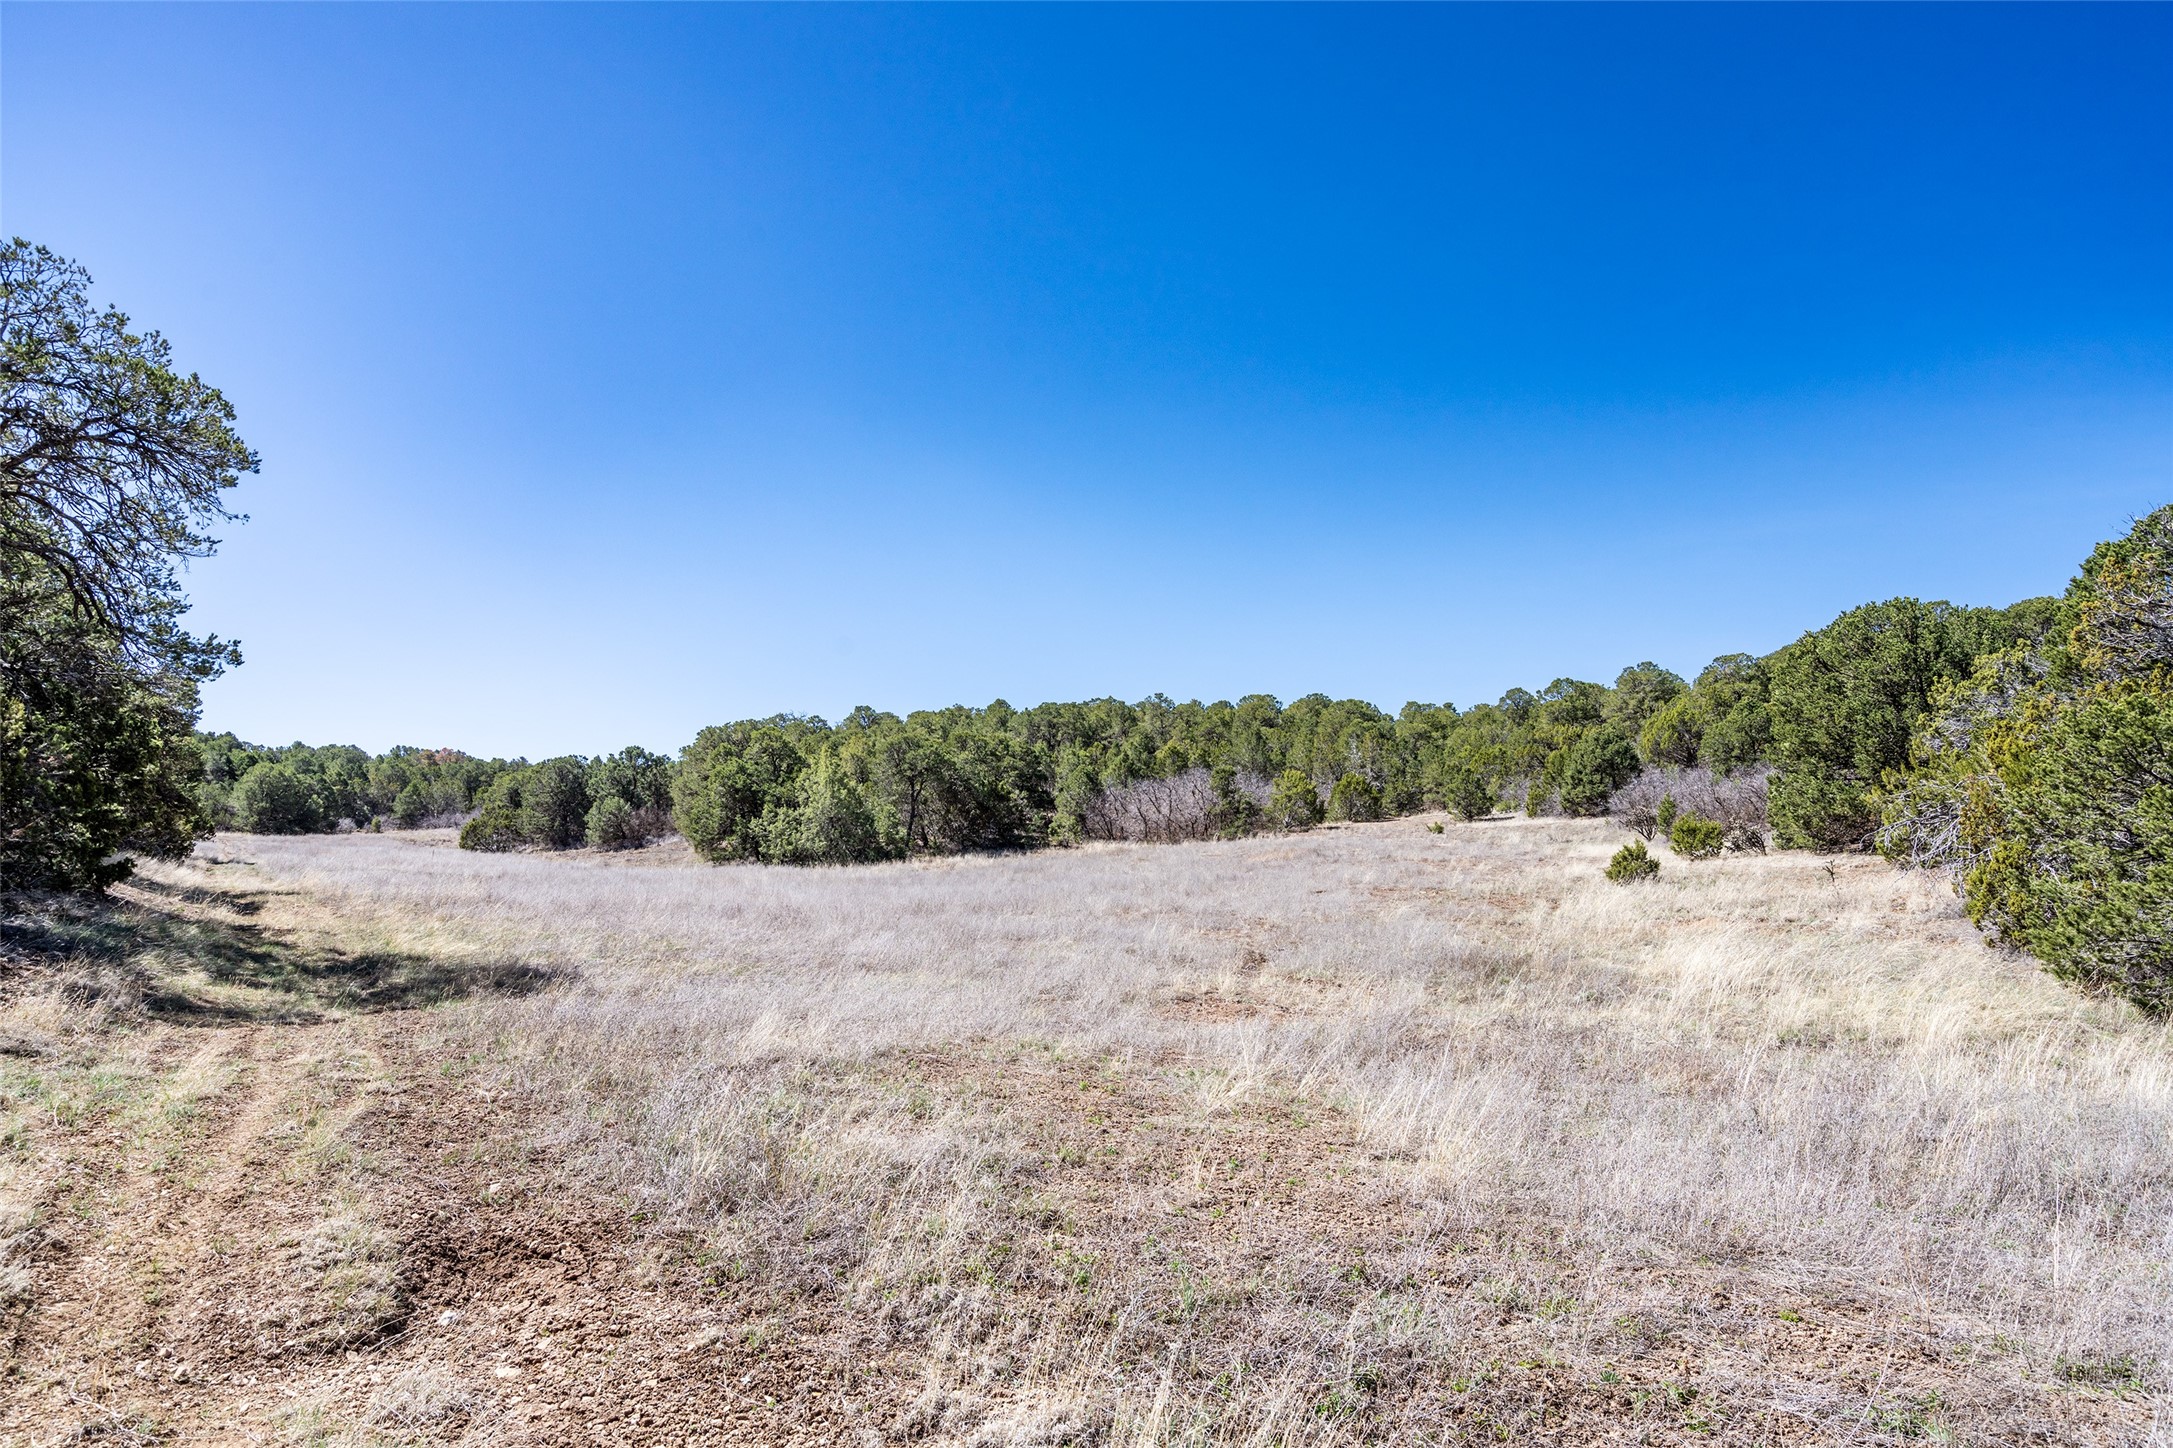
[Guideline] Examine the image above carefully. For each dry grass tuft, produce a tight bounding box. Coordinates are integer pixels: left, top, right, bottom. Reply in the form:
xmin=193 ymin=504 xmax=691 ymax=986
xmin=282 ymin=1206 xmax=406 ymax=1347
xmin=364 ymin=1363 xmax=476 ymax=1428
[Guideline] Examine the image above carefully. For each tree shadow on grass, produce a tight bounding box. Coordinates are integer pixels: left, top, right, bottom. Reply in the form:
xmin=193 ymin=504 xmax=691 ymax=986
xmin=0 ymin=879 xmax=556 ymax=1025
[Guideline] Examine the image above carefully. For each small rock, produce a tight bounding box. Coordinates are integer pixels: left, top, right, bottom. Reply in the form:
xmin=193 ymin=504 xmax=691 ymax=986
xmin=438 ymin=1308 xmax=462 ymax=1326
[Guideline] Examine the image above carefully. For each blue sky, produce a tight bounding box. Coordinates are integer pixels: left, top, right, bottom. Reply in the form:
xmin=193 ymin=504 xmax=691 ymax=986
xmin=4 ymin=4 xmax=2167 ymax=758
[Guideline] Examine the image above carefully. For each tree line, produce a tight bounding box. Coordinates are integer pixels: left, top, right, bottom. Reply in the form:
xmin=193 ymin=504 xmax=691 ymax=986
xmin=3 ymin=238 xmax=2165 ymax=1011
xmin=189 ymin=583 xmax=2055 ymax=868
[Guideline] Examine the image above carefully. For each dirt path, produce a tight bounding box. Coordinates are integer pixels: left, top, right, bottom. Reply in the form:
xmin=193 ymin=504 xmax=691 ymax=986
xmin=0 ymin=1012 xmax=881 ymax=1448
xmin=5 ymin=1020 xmax=333 ymax=1440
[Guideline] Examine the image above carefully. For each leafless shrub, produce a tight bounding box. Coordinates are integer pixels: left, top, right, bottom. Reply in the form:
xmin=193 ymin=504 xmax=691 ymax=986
xmin=1610 ymin=765 xmax=1770 ymax=850
xmin=1609 ymin=771 xmax=1667 ymax=839
xmin=1081 ymin=769 xmax=1268 ymax=844
xmin=390 ymin=809 xmax=477 ymax=831
xmin=626 ymin=804 xmax=677 ymax=846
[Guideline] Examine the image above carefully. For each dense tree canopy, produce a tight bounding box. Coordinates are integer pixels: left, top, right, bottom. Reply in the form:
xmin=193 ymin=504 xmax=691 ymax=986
xmin=0 ymin=561 xmax=208 ymax=889
xmin=0 ymin=240 xmax=253 ymax=889
xmin=1765 ymin=598 xmax=2052 ymax=850
xmin=0 ymin=240 xmax=254 ymax=667
xmin=1884 ymin=506 xmax=2173 ymax=1012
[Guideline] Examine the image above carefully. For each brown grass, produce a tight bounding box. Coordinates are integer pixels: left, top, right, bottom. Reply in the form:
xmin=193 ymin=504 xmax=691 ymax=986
xmin=139 ymin=815 xmax=2170 ymax=1445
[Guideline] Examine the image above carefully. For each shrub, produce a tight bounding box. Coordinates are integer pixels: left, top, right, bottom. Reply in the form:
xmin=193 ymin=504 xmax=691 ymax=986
xmin=231 ymin=763 xmax=325 ymax=834
xmin=1441 ymin=766 xmax=1495 ymax=822
xmin=1606 ymin=839 xmax=1660 ymax=882
xmin=1326 ymin=772 xmax=1383 ymax=823
xmin=458 ymin=806 xmax=525 ymax=852
xmin=585 ymin=794 xmax=639 ymax=849
xmin=1209 ymin=763 xmax=1264 ymax=839
xmin=1767 ymin=597 xmax=2047 ymax=851
xmin=1882 ymin=505 xmax=2173 ymax=1012
xmin=519 ymin=758 xmax=591 ymax=851
xmin=1964 ymin=683 xmax=2173 ymax=1010
xmin=391 ymin=781 xmax=430 ymax=829
xmin=1266 ymin=769 xmax=1324 ymax=830
xmin=1668 ymin=812 xmax=1724 ymax=860
xmin=1612 ymin=767 xmax=1767 ymax=854
xmin=766 ymin=753 xmax=888 ymax=864
xmin=1083 ymin=769 xmax=1221 ymax=843
xmin=1558 ymin=727 xmax=1641 ymax=816
xmin=1606 ymin=773 xmax=1662 ymax=839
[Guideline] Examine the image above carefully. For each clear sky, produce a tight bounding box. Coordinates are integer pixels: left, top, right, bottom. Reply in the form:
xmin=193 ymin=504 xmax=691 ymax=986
xmin=4 ymin=3 xmax=2168 ymax=759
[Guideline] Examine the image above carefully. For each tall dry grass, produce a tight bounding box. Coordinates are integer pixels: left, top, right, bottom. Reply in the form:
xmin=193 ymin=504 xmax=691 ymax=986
xmin=186 ymin=818 xmax=2173 ymax=1438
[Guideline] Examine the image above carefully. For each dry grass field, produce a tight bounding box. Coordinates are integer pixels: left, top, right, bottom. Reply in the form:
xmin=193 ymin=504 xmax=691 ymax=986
xmin=0 ymin=816 xmax=2166 ymax=1446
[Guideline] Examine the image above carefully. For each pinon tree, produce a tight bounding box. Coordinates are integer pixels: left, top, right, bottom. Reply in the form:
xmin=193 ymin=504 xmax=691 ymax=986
xmin=0 ymin=240 xmax=256 ymax=889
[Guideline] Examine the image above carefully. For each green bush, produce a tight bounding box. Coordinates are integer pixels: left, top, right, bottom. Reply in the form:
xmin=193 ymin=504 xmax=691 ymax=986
xmin=1638 ymin=693 xmax=1708 ymax=768
xmin=1266 ymin=769 xmax=1324 ymax=830
xmin=1962 ymin=685 xmax=2173 ymax=1010
xmin=0 ymin=612 xmax=211 ymax=889
xmin=1668 ymin=812 xmax=1724 ymax=860
xmin=1209 ymin=762 xmax=1260 ymax=839
xmin=1606 ymin=839 xmax=1661 ymax=882
xmin=1767 ymin=597 xmax=2048 ymax=851
xmin=672 ymin=722 xmax=811 ymax=862
xmin=585 ymin=794 xmax=639 ymax=849
xmin=458 ymin=806 xmax=525 ymax=852
xmin=391 ymin=781 xmax=431 ymax=829
xmin=1558 ymin=727 xmax=1642 ymax=816
xmin=766 ymin=752 xmax=888 ymax=864
xmin=519 ymin=758 xmax=591 ymax=850
xmin=1883 ymin=506 xmax=2173 ymax=1012
xmin=1326 ymin=772 xmax=1383 ymax=822
xmin=1441 ymin=766 xmax=1494 ymax=822
xmin=1655 ymin=793 xmax=1678 ymax=834
xmin=231 ymin=763 xmax=325 ymax=834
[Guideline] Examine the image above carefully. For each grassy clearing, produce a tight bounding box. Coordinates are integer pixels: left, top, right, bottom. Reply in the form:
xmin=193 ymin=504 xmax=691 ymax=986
xmin=167 ymin=816 xmax=2171 ymax=1444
